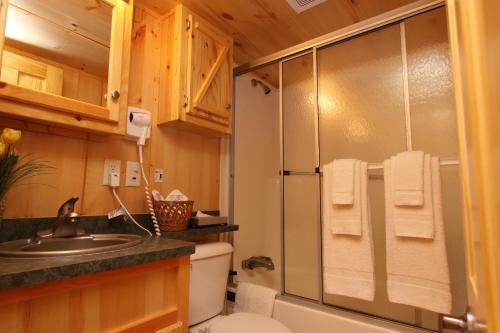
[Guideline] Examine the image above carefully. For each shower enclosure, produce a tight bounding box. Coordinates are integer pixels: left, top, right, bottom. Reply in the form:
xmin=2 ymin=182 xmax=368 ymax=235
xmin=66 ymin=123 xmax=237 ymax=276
xmin=232 ymin=2 xmax=467 ymax=332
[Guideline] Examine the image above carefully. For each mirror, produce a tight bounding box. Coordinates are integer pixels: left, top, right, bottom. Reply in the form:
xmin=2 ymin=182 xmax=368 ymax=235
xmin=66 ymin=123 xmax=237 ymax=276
xmin=1 ymin=0 xmax=112 ymax=106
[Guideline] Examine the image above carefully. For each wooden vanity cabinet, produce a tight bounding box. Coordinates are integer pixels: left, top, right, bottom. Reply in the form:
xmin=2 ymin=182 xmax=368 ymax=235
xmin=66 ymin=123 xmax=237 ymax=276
xmin=158 ymin=5 xmax=233 ymax=136
xmin=0 ymin=257 xmax=190 ymax=333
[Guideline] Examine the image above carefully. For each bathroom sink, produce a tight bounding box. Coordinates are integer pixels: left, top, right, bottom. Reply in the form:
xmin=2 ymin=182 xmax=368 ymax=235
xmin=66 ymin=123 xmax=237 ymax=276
xmin=0 ymin=234 xmax=144 ymax=258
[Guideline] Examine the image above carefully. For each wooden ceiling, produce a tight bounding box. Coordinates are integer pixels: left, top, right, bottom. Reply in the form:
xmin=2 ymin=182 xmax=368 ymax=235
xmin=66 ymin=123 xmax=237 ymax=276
xmin=138 ymin=0 xmax=417 ymax=68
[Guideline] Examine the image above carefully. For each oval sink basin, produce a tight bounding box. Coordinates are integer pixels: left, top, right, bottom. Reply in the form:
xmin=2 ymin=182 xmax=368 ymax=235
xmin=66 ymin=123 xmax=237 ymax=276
xmin=0 ymin=234 xmax=144 ymax=258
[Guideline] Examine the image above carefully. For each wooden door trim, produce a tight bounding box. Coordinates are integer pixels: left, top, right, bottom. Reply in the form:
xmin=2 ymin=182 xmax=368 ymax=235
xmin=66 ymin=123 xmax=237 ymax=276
xmin=446 ymin=0 xmax=500 ymax=330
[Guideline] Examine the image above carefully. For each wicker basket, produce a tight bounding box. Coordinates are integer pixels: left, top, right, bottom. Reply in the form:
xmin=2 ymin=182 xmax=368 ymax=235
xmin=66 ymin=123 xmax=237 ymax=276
xmin=153 ymin=200 xmax=194 ymax=231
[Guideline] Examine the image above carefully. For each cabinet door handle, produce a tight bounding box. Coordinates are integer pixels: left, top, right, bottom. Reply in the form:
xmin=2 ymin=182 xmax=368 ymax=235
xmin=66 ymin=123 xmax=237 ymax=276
xmin=225 ymin=103 xmax=231 ymax=110
xmin=111 ymin=90 xmax=120 ymax=101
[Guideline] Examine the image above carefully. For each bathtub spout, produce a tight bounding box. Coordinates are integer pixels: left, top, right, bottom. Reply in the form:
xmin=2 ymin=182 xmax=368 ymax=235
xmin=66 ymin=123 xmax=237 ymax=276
xmin=242 ymin=256 xmax=275 ymax=270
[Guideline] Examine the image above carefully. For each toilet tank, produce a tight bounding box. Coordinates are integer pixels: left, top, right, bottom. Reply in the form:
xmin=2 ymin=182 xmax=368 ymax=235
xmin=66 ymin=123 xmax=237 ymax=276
xmin=189 ymin=242 xmax=233 ymax=326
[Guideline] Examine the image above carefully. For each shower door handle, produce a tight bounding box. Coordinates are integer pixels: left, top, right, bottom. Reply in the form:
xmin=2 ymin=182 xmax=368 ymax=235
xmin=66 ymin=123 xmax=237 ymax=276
xmin=440 ymin=308 xmax=487 ymax=333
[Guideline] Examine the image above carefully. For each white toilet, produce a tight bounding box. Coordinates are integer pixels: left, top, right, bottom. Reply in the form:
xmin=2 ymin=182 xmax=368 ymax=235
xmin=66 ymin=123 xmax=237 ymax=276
xmin=188 ymin=242 xmax=291 ymax=333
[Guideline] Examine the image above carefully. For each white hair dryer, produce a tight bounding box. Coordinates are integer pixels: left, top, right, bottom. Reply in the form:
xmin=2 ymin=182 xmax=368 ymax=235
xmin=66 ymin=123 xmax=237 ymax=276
xmin=126 ymin=106 xmax=151 ymax=146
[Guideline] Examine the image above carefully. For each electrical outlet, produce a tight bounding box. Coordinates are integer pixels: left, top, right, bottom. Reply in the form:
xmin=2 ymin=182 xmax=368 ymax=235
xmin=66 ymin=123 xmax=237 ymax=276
xmin=154 ymin=169 xmax=164 ymax=183
xmin=125 ymin=161 xmax=141 ymax=187
xmin=103 ymin=159 xmax=121 ymax=185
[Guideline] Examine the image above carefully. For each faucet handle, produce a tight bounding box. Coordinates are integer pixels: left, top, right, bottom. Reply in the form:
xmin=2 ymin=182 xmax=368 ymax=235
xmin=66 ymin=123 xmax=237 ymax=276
xmin=57 ymin=197 xmax=79 ymax=218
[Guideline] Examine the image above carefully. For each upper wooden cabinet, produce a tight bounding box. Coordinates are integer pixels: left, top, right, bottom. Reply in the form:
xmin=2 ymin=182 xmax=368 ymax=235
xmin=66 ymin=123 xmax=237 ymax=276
xmin=159 ymin=5 xmax=233 ymax=136
xmin=0 ymin=0 xmax=133 ymax=134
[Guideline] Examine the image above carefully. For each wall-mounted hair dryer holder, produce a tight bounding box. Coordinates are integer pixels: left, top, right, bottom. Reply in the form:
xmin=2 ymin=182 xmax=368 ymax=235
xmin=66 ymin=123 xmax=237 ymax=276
xmin=126 ymin=106 xmax=151 ymax=145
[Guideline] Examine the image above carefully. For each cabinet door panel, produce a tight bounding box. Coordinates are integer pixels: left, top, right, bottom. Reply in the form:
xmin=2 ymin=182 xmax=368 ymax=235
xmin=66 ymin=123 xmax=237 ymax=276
xmin=186 ymin=12 xmax=232 ymax=132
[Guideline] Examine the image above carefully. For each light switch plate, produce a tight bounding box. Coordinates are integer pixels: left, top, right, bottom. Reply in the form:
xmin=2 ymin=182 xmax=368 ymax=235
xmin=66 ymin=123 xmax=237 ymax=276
xmin=125 ymin=161 xmax=141 ymax=187
xmin=154 ymin=169 xmax=164 ymax=183
xmin=103 ymin=159 xmax=121 ymax=185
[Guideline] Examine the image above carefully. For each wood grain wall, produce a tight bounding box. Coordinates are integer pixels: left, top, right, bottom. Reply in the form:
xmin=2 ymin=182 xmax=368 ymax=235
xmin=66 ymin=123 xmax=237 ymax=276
xmin=1 ymin=6 xmax=220 ymax=218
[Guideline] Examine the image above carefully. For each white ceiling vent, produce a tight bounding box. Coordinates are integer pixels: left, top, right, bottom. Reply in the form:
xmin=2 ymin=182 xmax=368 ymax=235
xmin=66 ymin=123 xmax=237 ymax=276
xmin=286 ymin=0 xmax=328 ymax=13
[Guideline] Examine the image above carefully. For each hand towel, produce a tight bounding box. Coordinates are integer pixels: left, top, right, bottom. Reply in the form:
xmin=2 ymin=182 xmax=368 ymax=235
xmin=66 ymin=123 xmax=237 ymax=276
xmin=331 ymin=159 xmax=356 ymax=204
xmin=394 ymin=150 xmax=425 ymax=206
xmin=392 ymin=154 xmax=435 ymax=239
xmin=323 ymin=161 xmax=375 ymax=301
xmin=234 ymin=282 xmax=278 ymax=317
xmin=330 ymin=160 xmax=362 ymax=236
xmin=384 ymin=157 xmax=452 ymax=314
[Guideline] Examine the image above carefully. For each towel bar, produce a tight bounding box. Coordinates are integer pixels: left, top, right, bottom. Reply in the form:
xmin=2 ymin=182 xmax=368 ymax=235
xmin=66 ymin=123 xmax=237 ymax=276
xmin=283 ymin=159 xmax=459 ymax=180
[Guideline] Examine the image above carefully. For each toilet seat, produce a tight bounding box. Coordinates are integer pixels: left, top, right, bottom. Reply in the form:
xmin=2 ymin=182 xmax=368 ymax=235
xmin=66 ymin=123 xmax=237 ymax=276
xmin=209 ymin=312 xmax=291 ymax=333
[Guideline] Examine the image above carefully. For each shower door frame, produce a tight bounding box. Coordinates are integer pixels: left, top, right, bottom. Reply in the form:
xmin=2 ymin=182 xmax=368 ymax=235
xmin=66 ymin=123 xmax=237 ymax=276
xmin=230 ymin=0 xmax=451 ymax=331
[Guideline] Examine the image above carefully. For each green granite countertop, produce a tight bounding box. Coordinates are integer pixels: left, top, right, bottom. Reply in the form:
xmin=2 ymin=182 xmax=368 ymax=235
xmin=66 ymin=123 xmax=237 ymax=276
xmin=0 ymin=213 xmax=239 ymax=293
xmin=0 ymin=237 xmax=194 ymax=292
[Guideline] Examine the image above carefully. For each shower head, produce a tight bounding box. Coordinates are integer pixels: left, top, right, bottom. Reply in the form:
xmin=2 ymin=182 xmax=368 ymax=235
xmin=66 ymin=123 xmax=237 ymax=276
xmin=251 ymin=78 xmax=271 ymax=95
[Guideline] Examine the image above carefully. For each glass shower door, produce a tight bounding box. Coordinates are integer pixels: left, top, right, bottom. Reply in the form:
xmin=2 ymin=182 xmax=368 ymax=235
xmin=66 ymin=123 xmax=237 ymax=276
xmin=317 ymin=7 xmax=467 ymax=330
xmin=282 ymin=53 xmax=320 ymax=301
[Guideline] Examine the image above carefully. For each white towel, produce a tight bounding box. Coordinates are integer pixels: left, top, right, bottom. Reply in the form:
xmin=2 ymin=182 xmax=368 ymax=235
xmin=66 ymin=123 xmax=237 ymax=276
xmin=330 ymin=160 xmax=362 ymax=236
xmin=392 ymin=154 xmax=434 ymax=239
xmin=234 ymin=282 xmax=277 ymax=317
xmin=323 ymin=161 xmax=375 ymax=301
xmin=394 ymin=151 xmax=425 ymax=206
xmin=384 ymin=157 xmax=452 ymax=314
xmin=331 ymin=159 xmax=356 ymax=205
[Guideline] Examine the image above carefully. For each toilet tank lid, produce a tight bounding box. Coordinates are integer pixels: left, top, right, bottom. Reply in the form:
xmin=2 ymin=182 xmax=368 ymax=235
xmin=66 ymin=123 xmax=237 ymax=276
xmin=191 ymin=242 xmax=233 ymax=261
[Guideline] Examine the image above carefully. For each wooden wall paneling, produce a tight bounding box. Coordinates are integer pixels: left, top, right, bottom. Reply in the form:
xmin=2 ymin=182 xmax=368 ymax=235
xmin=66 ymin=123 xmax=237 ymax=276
xmin=0 ymin=116 xmax=106 ymax=142
xmin=2 ymin=129 xmax=88 ymax=218
xmin=82 ymin=136 xmax=147 ymax=215
xmin=150 ymin=126 xmax=220 ymax=211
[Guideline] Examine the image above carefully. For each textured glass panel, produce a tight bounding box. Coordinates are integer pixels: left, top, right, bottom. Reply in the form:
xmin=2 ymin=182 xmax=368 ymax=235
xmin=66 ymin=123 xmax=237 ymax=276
xmin=406 ymin=7 xmax=459 ymax=159
xmin=234 ymin=68 xmax=282 ymax=291
xmin=323 ymin=174 xmax=416 ymax=323
xmin=318 ymin=24 xmax=407 ymax=165
xmin=420 ymin=165 xmax=468 ymax=330
xmin=284 ymin=175 xmax=320 ymax=300
xmin=318 ymin=23 xmax=415 ymax=325
xmin=283 ymin=54 xmax=316 ymax=171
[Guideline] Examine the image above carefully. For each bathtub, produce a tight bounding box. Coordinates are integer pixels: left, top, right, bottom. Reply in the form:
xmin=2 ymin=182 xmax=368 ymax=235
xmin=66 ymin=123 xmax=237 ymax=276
xmin=272 ymin=297 xmax=425 ymax=333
